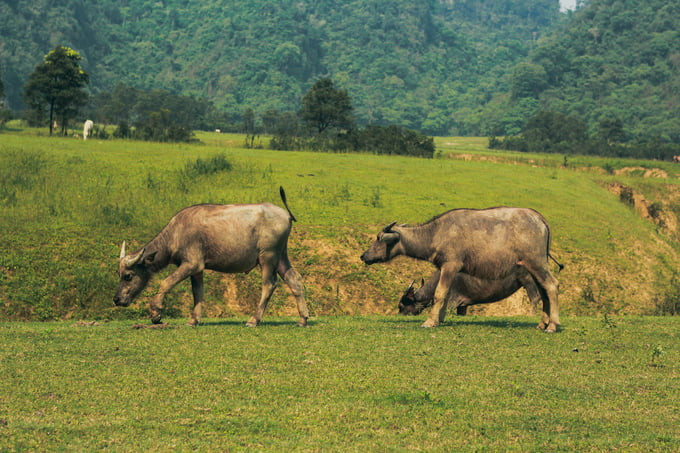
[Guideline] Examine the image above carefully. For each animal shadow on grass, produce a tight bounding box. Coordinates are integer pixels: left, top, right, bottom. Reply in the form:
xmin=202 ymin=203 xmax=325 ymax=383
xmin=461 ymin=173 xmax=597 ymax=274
xmin=378 ymin=317 xmax=538 ymax=329
xmin=453 ymin=318 xmax=538 ymax=329
xmin=200 ymin=319 xmax=314 ymax=328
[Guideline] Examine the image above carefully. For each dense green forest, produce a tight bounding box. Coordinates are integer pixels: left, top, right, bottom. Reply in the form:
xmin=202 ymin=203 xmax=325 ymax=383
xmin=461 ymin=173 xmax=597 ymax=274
xmin=529 ymin=0 xmax=680 ymax=141
xmin=0 ymin=0 xmax=559 ymax=134
xmin=0 ymin=0 xmax=678 ymax=141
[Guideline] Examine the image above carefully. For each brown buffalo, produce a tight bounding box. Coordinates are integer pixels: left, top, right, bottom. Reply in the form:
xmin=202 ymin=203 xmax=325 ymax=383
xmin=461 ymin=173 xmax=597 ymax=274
xmin=361 ymin=207 xmax=561 ymax=331
xmin=114 ymin=187 xmax=308 ymax=327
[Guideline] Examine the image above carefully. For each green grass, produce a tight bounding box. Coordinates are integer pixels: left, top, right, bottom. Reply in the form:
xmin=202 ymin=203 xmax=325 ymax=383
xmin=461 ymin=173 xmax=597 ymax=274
xmin=1 ymin=316 xmax=678 ymax=451
xmin=0 ymin=130 xmax=678 ymax=450
xmin=0 ymin=131 xmax=677 ymax=321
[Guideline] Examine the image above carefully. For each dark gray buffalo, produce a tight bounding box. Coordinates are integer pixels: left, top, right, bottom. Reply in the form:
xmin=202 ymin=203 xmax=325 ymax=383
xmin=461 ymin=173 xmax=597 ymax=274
xmin=398 ymin=267 xmax=549 ymax=316
xmin=114 ymin=187 xmax=308 ymax=327
xmin=361 ymin=207 xmax=561 ymax=331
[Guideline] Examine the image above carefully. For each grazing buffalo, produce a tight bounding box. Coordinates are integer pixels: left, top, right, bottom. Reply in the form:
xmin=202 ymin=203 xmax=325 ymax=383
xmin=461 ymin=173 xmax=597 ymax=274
xmin=361 ymin=207 xmax=561 ymax=331
xmin=398 ymin=267 xmax=548 ymax=316
xmin=114 ymin=187 xmax=308 ymax=327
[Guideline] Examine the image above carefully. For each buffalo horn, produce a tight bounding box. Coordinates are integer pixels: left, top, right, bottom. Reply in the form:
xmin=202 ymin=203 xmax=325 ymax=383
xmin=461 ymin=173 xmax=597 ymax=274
xmin=382 ymin=221 xmax=397 ymax=232
xmin=405 ymin=280 xmax=415 ymax=293
xmin=119 ymin=241 xmax=126 ymax=259
xmin=124 ymin=248 xmax=145 ymax=267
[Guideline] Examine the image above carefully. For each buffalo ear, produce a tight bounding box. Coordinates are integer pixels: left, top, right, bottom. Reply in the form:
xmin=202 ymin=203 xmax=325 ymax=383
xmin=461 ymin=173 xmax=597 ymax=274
xmin=143 ymin=251 xmax=158 ymax=265
xmin=380 ymin=232 xmax=400 ymax=244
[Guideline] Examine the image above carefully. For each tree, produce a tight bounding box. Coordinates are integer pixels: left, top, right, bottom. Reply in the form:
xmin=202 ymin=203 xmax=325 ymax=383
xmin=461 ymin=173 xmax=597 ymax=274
xmin=510 ymin=63 xmax=548 ymax=99
xmin=23 ymin=46 xmax=89 ymax=135
xmin=598 ymin=117 xmax=626 ymax=144
xmin=299 ymin=78 xmax=354 ymax=135
xmin=242 ymin=107 xmax=256 ymax=148
xmin=0 ymin=65 xmax=8 ymax=128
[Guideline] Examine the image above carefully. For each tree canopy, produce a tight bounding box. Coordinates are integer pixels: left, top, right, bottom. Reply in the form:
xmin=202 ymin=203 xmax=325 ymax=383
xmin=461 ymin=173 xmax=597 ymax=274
xmin=0 ymin=0 xmax=559 ymax=136
xmin=23 ymin=46 xmax=89 ymax=135
xmin=299 ymin=78 xmax=354 ymax=135
xmin=0 ymin=1 xmax=678 ymax=142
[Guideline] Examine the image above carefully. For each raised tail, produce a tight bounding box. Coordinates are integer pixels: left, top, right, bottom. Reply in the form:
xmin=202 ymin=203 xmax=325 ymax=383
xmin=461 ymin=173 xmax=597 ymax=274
xmin=279 ymin=186 xmax=297 ymax=222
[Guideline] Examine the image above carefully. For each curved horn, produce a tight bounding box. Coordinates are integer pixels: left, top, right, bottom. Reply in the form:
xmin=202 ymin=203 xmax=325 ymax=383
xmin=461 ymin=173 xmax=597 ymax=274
xmin=124 ymin=248 xmax=145 ymax=267
xmin=382 ymin=221 xmax=397 ymax=232
xmin=420 ymin=278 xmax=425 ymax=288
xmin=404 ymin=280 xmax=415 ymax=294
xmin=119 ymin=241 xmax=126 ymax=259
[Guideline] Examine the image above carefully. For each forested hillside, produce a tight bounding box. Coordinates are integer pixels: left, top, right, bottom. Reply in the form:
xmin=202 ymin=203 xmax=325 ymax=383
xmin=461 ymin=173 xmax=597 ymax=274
xmin=527 ymin=0 xmax=680 ymax=141
xmin=0 ymin=0 xmax=678 ymax=141
xmin=0 ymin=0 xmax=558 ymax=135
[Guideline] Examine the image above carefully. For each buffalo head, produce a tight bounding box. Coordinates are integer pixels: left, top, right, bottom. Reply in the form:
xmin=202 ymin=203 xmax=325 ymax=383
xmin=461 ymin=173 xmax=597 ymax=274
xmin=398 ymin=279 xmax=429 ymax=315
xmin=360 ymin=222 xmax=400 ymax=264
xmin=113 ymin=241 xmax=156 ymax=307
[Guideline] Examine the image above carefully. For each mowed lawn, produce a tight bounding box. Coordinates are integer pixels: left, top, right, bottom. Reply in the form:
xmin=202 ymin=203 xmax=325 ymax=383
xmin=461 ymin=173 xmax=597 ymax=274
xmin=1 ymin=316 xmax=678 ymax=451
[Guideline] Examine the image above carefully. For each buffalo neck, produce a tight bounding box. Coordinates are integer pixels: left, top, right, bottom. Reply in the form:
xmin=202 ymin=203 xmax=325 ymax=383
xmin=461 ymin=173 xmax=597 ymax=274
xmin=393 ymin=223 xmax=437 ymax=262
xmin=141 ymin=229 xmax=173 ymax=273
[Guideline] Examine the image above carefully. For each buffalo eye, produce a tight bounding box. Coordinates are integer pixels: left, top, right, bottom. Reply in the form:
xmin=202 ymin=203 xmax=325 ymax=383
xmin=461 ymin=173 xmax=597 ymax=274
xmin=123 ymin=273 xmax=133 ymax=282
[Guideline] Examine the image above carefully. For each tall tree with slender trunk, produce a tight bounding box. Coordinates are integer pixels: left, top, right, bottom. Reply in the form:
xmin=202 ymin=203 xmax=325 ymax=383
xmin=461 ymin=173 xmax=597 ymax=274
xmin=24 ymin=46 xmax=89 ymax=136
xmin=299 ymin=78 xmax=354 ymax=135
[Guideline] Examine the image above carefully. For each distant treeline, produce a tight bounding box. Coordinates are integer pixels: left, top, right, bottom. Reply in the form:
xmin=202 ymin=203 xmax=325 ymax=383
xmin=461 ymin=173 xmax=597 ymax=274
xmin=489 ymin=111 xmax=680 ymax=160
xmin=86 ymin=79 xmax=435 ymax=157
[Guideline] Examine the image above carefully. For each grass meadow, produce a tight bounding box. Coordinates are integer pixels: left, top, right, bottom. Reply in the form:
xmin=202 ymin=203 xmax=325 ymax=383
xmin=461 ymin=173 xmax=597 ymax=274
xmin=0 ymin=127 xmax=678 ymax=450
xmin=0 ymin=129 xmax=677 ymax=321
xmin=1 ymin=316 xmax=678 ymax=451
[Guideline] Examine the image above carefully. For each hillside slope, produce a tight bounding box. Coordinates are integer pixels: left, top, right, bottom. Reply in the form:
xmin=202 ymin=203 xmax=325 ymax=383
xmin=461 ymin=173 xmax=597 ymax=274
xmin=0 ymin=0 xmax=558 ymax=134
xmin=528 ymin=0 xmax=680 ymax=140
xmin=0 ymin=132 xmax=677 ymax=321
xmin=1 ymin=1 xmax=678 ymax=137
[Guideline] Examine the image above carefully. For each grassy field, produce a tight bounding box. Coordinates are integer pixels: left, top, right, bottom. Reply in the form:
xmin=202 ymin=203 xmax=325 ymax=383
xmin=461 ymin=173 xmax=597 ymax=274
xmin=0 ymin=128 xmax=678 ymax=450
xmin=1 ymin=316 xmax=678 ymax=451
xmin=0 ymin=129 xmax=677 ymax=322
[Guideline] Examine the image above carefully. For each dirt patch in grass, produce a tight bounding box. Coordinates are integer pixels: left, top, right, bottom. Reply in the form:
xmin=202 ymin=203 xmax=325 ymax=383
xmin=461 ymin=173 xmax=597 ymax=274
xmin=607 ymin=182 xmax=678 ymax=234
xmin=614 ymin=166 xmax=668 ymax=179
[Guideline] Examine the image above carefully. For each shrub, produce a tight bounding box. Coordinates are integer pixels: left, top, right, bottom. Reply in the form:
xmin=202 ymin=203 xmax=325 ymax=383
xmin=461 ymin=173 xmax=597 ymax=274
xmin=176 ymin=154 xmax=233 ymax=192
xmin=357 ymin=125 xmax=435 ymax=158
xmin=619 ymin=186 xmax=634 ymax=207
xmin=654 ymin=273 xmax=680 ymax=315
xmin=183 ymin=154 xmax=232 ymax=177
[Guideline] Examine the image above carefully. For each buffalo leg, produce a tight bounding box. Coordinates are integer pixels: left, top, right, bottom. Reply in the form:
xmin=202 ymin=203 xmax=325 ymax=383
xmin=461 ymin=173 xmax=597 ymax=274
xmin=519 ymin=273 xmax=547 ymax=330
xmin=189 ymin=271 xmax=204 ymax=326
xmin=422 ymin=263 xmax=459 ymax=328
xmin=246 ymin=259 xmax=278 ymax=327
xmin=521 ymin=262 xmax=560 ymax=332
xmin=282 ymin=268 xmax=309 ymax=327
xmin=277 ymin=251 xmax=308 ymax=326
xmin=150 ymin=262 xmax=203 ymax=324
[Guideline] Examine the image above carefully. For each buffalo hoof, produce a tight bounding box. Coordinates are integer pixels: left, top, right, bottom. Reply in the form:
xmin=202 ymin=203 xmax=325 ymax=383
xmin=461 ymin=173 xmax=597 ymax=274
xmin=188 ymin=319 xmax=200 ymax=327
xmin=297 ymin=318 xmax=308 ymax=327
xmin=150 ymin=315 xmax=163 ymax=325
xmin=420 ymin=321 xmax=438 ymax=328
xmin=245 ymin=318 xmax=259 ymax=327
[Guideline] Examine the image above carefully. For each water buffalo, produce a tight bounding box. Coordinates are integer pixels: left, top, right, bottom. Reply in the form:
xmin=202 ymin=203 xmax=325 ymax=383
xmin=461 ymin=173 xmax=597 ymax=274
xmin=361 ymin=207 xmax=561 ymax=331
xmin=114 ymin=187 xmax=308 ymax=327
xmin=398 ymin=268 xmax=546 ymax=316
